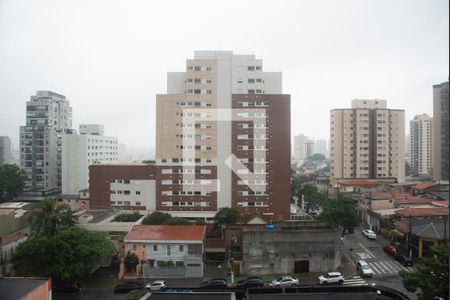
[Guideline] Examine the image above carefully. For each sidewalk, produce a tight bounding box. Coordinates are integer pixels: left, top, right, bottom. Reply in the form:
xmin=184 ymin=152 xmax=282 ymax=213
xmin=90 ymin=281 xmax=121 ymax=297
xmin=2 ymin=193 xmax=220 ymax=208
xmin=338 ymin=251 xmax=357 ymax=279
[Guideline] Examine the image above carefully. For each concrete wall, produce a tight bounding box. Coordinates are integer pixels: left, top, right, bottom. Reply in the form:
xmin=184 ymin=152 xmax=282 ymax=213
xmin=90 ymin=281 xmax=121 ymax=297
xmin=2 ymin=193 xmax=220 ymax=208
xmin=242 ymin=225 xmax=342 ymax=275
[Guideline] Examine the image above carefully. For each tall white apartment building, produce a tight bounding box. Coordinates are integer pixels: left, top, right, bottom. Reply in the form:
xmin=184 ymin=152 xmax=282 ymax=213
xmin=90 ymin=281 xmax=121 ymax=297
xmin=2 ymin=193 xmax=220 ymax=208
xmin=293 ymin=134 xmax=308 ymax=163
xmin=409 ymin=114 xmax=432 ymax=176
xmin=20 ymin=91 xmax=72 ymax=199
xmin=156 ymin=51 xmax=291 ymax=221
xmin=0 ymin=136 xmax=12 ymax=166
xmin=62 ymin=124 xmax=118 ymax=195
xmin=330 ymin=99 xmax=405 ymax=182
xmin=315 ymin=139 xmax=328 ymax=158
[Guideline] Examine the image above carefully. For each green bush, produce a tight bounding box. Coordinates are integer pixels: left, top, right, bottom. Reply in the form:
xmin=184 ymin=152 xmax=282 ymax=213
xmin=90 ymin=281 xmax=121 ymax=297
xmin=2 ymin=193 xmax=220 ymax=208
xmin=124 ymin=251 xmax=139 ymax=271
xmin=113 ymin=212 xmax=142 ymax=222
xmin=125 ymin=289 xmax=147 ymax=300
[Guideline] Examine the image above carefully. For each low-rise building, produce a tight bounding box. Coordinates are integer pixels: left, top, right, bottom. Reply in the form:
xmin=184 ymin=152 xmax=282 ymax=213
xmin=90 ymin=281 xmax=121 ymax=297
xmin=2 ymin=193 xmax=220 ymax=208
xmin=124 ymin=225 xmax=206 ymax=278
xmin=225 ymin=221 xmax=342 ymax=276
xmin=0 ymin=277 xmax=51 ymax=300
xmin=89 ymin=164 xmax=156 ymax=210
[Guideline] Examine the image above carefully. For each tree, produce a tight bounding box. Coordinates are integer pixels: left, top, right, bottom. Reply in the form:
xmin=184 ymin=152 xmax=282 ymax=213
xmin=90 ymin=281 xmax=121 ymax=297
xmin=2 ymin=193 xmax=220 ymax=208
xmin=124 ymin=251 xmax=139 ymax=271
xmin=11 ymin=227 xmax=115 ymax=282
xmin=113 ymin=212 xmax=142 ymax=222
xmin=213 ymin=207 xmax=243 ymax=230
xmin=142 ymin=211 xmax=172 ymax=225
xmin=29 ymin=197 xmax=77 ymax=236
xmin=318 ymin=199 xmax=358 ymax=230
xmin=307 ymin=153 xmax=326 ymax=161
xmin=400 ymin=244 xmax=448 ymax=299
xmin=0 ymin=164 xmax=26 ymax=203
xmin=300 ymin=184 xmax=326 ymax=215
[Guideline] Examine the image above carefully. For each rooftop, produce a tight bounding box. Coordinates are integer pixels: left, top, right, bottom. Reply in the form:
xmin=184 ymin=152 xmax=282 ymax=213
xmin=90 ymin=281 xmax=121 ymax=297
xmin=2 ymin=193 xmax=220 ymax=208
xmin=125 ymin=225 xmax=207 ymax=242
xmin=412 ymin=182 xmax=437 ymax=191
xmin=0 ymin=277 xmax=49 ymax=300
xmin=337 ymin=179 xmax=382 ymax=187
xmin=395 ymin=207 xmax=449 ymax=217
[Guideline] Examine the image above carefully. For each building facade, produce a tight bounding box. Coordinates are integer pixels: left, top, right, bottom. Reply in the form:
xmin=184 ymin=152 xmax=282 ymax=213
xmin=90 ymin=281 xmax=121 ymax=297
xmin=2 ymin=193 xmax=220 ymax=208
xmin=432 ymin=81 xmax=449 ymax=181
xmin=89 ymin=164 xmax=156 ymax=210
xmin=225 ymin=222 xmax=342 ymax=275
xmin=62 ymin=124 xmax=119 ymax=195
xmin=0 ymin=136 xmax=12 ymax=166
xmin=293 ymin=134 xmax=308 ymax=163
xmin=315 ymin=139 xmax=328 ymax=158
xmin=409 ymin=114 xmax=432 ymax=176
xmin=124 ymin=225 xmax=206 ymax=278
xmin=155 ymin=51 xmax=290 ymax=221
xmin=330 ymin=99 xmax=405 ymax=182
xmin=20 ymin=91 xmax=72 ymax=200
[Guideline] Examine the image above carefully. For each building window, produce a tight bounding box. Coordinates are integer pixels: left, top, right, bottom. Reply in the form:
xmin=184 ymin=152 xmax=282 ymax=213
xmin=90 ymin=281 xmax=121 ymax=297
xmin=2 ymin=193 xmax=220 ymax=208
xmin=167 ymin=245 xmax=171 ymax=256
xmin=136 ymin=191 xmax=141 ymax=195
xmin=176 ymin=261 xmax=184 ymax=267
xmin=124 ymin=190 xmax=130 ymax=195
xmin=179 ymin=245 xmax=184 ymax=252
xmin=130 ymin=244 xmax=137 ymax=250
xmin=153 ymin=245 xmax=158 ymax=252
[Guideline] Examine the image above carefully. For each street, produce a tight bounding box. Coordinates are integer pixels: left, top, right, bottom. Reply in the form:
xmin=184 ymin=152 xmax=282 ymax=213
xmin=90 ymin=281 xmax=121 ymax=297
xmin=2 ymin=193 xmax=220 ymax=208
xmin=342 ymin=229 xmax=418 ymax=300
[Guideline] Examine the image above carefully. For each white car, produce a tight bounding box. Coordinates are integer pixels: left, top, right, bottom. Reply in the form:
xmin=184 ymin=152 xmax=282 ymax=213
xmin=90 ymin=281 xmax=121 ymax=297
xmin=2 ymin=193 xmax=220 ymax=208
xmin=269 ymin=276 xmax=299 ymax=288
xmin=362 ymin=229 xmax=377 ymax=240
xmin=357 ymin=260 xmax=373 ymax=277
xmin=146 ymin=280 xmax=167 ymax=291
xmin=318 ymin=272 xmax=344 ymax=285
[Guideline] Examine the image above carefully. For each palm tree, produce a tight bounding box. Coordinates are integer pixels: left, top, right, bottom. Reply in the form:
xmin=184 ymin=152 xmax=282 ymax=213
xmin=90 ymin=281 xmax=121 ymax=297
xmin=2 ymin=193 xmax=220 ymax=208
xmin=29 ymin=197 xmax=76 ymax=236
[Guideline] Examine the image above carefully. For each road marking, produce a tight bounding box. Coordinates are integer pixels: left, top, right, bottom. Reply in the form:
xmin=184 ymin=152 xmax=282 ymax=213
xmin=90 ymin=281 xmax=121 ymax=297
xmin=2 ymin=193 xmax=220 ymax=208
xmin=368 ymin=262 xmax=382 ymax=274
xmin=372 ymin=261 xmax=389 ymax=273
xmin=393 ymin=261 xmax=409 ymax=272
xmin=343 ymin=276 xmax=368 ymax=286
xmin=358 ymin=243 xmax=375 ymax=258
xmin=356 ymin=252 xmax=372 ymax=260
xmin=381 ymin=261 xmax=398 ymax=273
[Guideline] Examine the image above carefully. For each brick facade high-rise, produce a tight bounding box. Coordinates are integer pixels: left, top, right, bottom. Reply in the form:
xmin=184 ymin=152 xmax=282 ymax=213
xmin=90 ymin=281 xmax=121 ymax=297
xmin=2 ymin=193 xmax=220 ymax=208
xmin=155 ymin=51 xmax=290 ymax=221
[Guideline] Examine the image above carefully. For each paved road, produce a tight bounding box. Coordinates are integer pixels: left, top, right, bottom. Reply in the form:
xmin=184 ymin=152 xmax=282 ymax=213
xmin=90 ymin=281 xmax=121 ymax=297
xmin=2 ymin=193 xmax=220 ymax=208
xmin=342 ymin=229 xmax=418 ymax=300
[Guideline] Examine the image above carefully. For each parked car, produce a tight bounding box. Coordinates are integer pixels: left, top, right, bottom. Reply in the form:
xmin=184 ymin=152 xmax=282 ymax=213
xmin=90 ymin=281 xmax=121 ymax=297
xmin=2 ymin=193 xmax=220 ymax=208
xmin=113 ymin=281 xmax=144 ymax=293
xmin=362 ymin=229 xmax=377 ymax=240
xmin=54 ymin=282 xmax=82 ymax=293
xmin=236 ymin=277 xmax=264 ymax=289
xmin=383 ymin=244 xmax=398 ymax=256
xmin=396 ymin=255 xmax=413 ymax=267
xmin=146 ymin=280 xmax=167 ymax=291
xmin=269 ymin=276 xmax=299 ymax=288
xmin=356 ymin=260 xmax=374 ymax=277
xmin=318 ymin=272 xmax=345 ymax=285
xmin=201 ymin=278 xmax=228 ymax=289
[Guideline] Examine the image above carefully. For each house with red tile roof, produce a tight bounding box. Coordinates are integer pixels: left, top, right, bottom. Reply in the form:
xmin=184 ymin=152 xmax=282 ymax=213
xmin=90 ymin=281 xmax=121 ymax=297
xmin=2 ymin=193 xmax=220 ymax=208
xmin=124 ymin=225 xmax=206 ymax=278
xmin=395 ymin=207 xmax=449 ymax=218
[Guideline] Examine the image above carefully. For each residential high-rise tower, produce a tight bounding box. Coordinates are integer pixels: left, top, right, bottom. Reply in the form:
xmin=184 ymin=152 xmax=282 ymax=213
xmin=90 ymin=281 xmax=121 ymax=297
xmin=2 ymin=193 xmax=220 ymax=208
xmin=409 ymin=114 xmax=432 ymax=176
xmin=432 ymin=81 xmax=449 ymax=181
xmin=330 ymin=99 xmax=405 ymax=182
xmin=155 ymin=51 xmax=291 ymax=221
xmin=20 ymin=91 xmax=72 ymax=200
xmin=62 ymin=124 xmax=119 ymax=195
xmin=0 ymin=136 xmax=12 ymax=166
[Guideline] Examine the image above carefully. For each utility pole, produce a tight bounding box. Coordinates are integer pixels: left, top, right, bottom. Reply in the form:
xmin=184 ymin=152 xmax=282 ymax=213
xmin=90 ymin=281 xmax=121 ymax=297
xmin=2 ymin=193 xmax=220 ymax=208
xmin=408 ymin=214 xmax=412 ymax=259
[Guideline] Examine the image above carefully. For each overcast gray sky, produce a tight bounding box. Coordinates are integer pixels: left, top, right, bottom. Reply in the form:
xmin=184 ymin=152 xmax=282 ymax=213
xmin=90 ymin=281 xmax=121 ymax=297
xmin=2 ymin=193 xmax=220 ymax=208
xmin=0 ymin=0 xmax=448 ymax=153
